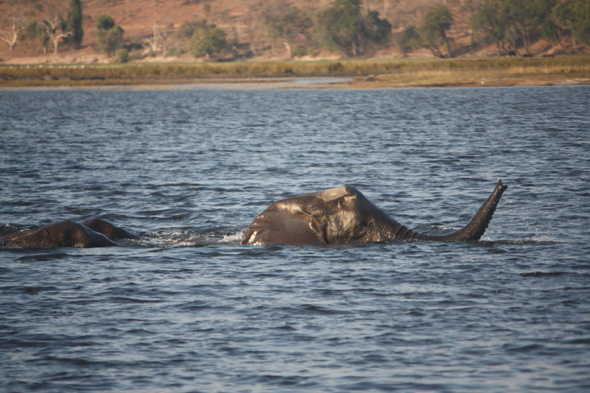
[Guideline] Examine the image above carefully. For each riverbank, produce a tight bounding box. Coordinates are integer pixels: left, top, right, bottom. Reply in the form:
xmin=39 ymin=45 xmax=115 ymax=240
xmin=1 ymin=57 xmax=589 ymax=89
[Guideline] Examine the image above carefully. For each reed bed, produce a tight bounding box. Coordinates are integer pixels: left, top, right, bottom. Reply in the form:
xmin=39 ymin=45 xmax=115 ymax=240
xmin=1 ymin=56 xmax=589 ymax=88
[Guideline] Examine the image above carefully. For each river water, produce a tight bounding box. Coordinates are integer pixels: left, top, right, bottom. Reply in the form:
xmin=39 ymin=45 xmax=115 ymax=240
xmin=1 ymin=85 xmax=589 ymax=392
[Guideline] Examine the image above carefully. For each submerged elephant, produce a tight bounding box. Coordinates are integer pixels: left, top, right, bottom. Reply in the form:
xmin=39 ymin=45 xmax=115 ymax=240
xmin=1 ymin=218 xmax=135 ymax=248
xmin=241 ymin=180 xmax=507 ymax=245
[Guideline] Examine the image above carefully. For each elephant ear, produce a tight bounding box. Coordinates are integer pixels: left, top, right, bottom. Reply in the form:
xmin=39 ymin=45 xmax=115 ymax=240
xmin=319 ymin=186 xmax=355 ymax=202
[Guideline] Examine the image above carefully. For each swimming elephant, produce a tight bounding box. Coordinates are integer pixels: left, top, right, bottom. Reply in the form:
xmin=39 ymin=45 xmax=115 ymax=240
xmin=80 ymin=218 xmax=136 ymax=241
xmin=1 ymin=218 xmax=135 ymax=248
xmin=241 ymin=180 xmax=507 ymax=245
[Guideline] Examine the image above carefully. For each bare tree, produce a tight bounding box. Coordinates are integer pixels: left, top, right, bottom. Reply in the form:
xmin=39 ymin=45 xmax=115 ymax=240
xmin=143 ymin=20 xmax=175 ymax=57
xmin=0 ymin=2 xmax=27 ymax=51
xmin=143 ymin=20 xmax=161 ymax=56
xmin=160 ymin=23 xmax=176 ymax=57
xmin=242 ymin=0 xmax=266 ymax=56
xmin=42 ymin=0 xmax=71 ymax=55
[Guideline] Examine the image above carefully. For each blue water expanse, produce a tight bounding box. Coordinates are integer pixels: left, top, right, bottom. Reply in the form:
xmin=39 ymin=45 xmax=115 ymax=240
xmin=1 ymin=85 xmax=589 ymax=392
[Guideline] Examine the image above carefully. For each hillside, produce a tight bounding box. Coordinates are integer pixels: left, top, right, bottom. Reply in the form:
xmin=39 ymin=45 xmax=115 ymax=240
xmin=0 ymin=0 xmax=586 ymax=65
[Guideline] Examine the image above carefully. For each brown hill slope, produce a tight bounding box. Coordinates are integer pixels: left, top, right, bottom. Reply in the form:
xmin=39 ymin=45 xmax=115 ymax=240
xmin=0 ymin=0 xmax=584 ymax=64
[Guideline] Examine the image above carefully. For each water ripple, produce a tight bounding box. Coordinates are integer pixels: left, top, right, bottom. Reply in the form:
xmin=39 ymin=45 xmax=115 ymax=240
xmin=1 ymin=86 xmax=589 ymax=392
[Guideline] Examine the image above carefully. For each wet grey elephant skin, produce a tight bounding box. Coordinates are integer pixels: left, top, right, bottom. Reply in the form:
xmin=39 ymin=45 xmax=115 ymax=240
xmin=1 ymin=218 xmax=135 ymax=248
xmin=241 ymin=180 xmax=507 ymax=245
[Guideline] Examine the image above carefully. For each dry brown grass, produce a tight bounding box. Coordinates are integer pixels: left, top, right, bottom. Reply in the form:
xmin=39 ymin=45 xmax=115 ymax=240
xmin=1 ymin=57 xmax=589 ymax=88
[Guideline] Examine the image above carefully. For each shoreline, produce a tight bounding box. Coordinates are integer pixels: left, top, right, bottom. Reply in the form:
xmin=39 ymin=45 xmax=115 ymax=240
xmin=2 ymin=76 xmax=589 ymax=90
xmin=1 ymin=57 xmax=589 ymax=89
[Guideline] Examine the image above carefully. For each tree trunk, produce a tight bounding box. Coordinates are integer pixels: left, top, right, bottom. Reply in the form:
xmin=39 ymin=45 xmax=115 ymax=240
xmin=358 ymin=32 xmax=364 ymax=54
xmin=572 ymin=36 xmax=578 ymax=54
xmin=429 ymin=45 xmax=443 ymax=58
xmin=555 ymin=32 xmax=565 ymax=49
xmin=51 ymin=32 xmax=70 ymax=55
xmin=282 ymin=40 xmax=292 ymax=59
xmin=443 ymin=36 xmax=453 ymax=58
xmin=151 ymin=21 xmax=160 ymax=55
xmin=523 ymin=33 xmax=530 ymax=55
xmin=1 ymin=33 xmax=18 ymax=50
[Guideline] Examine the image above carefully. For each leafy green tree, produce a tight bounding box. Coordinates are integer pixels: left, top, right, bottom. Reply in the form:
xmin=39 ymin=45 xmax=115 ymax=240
xmin=175 ymin=20 xmax=206 ymax=40
xmin=472 ymin=0 xmax=563 ymax=56
xmin=173 ymin=20 xmax=207 ymax=55
xmin=420 ymin=5 xmax=454 ymax=58
xmin=362 ymin=10 xmax=392 ymax=45
xmin=534 ymin=0 xmax=561 ymax=47
xmin=504 ymin=0 xmax=557 ymax=55
xmin=96 ymin=15 xmax=115 ymax=32
xmin=314 ymin=0 xmax=391 ymax=57
xmin=540 ymin=17 xmax=560 ymax=47
xmin=396 ymin=25 xmax=421 ymax=55
xmin=100 ymin=26 xmax=124 ymax=56
xmin=184 ymin=21 xmax=227 ymax=58
xmin=506 ymin=0 xmax=536 ymax=54
xmin=65 ymin=0 xmax=83 ymax=48
xmin=96 ymin=15 xmax=124 ymax=56
xmin=314 ymin=0 xmax=362 ymax=56
xmin=553 ymin=0 xmax=590 ymax=52
xmin=470 ymin=0 xmax=509 ymax=54
xmin=261 ymin=1 xmax=312 ymax=58
xmin=19 ymin=19 xmax=50 ymax=53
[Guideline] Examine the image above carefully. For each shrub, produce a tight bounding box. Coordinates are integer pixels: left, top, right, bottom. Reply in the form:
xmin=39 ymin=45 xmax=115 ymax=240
xmin=294 ymin=45 xmax=308 ymax=57
xmin=96 ymin=15 xmax=115 ymax=32
xmin=116 ymin=49 xmax=129 ymax=63
xmin=396 ymin=26 xmax=422 ymax=54
xmin=96 ymin=15 xmax=124 ymax=56
xmin=167 ymin=46 xmax=180 ymax=57
xmin=189 ymin=25 xmax=227 ymax=58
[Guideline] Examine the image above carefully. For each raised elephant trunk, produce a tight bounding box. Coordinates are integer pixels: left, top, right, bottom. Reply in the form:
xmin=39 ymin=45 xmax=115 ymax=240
xmin=387 ymin=180 xmax=507 ymax=242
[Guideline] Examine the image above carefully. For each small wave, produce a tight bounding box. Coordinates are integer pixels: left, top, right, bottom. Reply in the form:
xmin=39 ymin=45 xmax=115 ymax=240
xmin=220 ymin=231 xmax=243 ymax=243
xmin=138 ymin=230 xmax=243 ymax=247
xmin=490 ymin=239 xmax=568 ymax=245
xmin=520 ymin=271 xmax=568 ymax=277
xmin=140 ymin=231 xmax=216 ymax=247
xmin=17 ymin=252 xmax=69 ymax=261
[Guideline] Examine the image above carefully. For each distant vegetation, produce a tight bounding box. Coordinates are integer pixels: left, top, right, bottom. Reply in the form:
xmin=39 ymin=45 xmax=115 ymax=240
xmin=314 ymin=0 xmax=392 ymax=57
xmin=65 ymin=0 xmax=83 ymax=49
xmin=469 ymin=0 xmax=590 ymax=56
xmin=1 ymin=57 xmax=589 ymax=88
xmin=1 ymin=0 xmax=590 ymax=60
xmin=95 ymin=15 xmax=124 ymax=57
xmin=173 ymin=20 xmax=228 ymax=59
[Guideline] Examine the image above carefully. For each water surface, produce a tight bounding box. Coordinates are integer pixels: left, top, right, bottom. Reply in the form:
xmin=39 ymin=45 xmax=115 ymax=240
xmin=1 ymin=86 xmax=589 ymax=392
